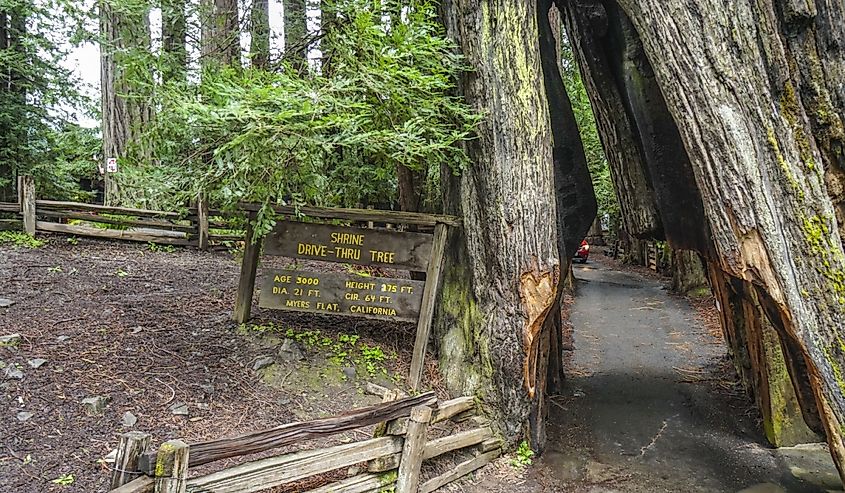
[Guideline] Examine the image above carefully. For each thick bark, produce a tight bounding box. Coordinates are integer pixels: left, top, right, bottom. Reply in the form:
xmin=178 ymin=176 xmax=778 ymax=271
xmin=709 ymin=266 xmax=822 ymax=446
xmin=161 ymin=0 xmax=187 ymax=82
xmin=671 ymin=250 xmax=708 ymax=296
xmin=560 ymin=1 xmax=661 ymax=239
xmin=435 ymin=0 xmax=564 ymax=444
xmin=201 ymin=0 xmax=240 ymax=66
xmin=283 ymin=0 xmax=307 ymax=70
xmin=100 ymin=1 xmax=152 ymax=205
xmin=606 ymin=0 xmax=845 ymax=479
xmin=250 ymin=0 xmax=270 ymax=69
xmin=434 ymin=1 xmax=594 ymax=448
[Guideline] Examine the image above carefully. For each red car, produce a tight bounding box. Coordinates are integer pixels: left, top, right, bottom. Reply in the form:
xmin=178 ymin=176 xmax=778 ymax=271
xmin=574 ymin=240 xmax=590 ymax=263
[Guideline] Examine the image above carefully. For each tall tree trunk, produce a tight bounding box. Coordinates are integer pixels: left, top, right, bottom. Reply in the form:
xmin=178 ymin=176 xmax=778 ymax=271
xmin=0 ymin=10 xmax=13 ymax=202
xmin=250 ymin=0 xmax=270 ymax=69
xmin=201 ymin=0 xmax=240 ymax=66
xmin=435 ymin=0 xmax=594 ymax=448
xmin=563 ymin=0 xmax=845 ymax=480
xmin=100 ymin=1 xmax=152 ymax=205
xmin=283 ymin=0 xmax=307 ymax=71
xmin=161 ymin=0 xmax=187 ymax=82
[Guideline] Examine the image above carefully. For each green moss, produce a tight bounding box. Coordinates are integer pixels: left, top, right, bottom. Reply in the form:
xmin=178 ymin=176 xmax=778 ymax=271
xmin=822 ymin=344 xmax=845 ymax=397
xmin=780 ymin=82 xmax=820 ymax=173
xmin=767 ymin=126 xmax=804 ymax=200
xmin=155 ymin=442 xmax=175 ymax=477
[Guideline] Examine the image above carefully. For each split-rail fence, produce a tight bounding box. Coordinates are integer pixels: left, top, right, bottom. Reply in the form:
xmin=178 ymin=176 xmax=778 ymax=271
xmin=107 ymin=392 xmax=501 ymax=493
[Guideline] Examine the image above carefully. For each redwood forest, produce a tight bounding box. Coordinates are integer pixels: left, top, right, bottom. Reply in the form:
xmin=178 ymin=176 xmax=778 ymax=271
xmin=2 ymin=1 xmax=845 ymax=492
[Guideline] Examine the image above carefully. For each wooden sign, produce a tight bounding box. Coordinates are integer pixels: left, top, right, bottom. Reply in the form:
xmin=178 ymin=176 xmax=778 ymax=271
xmin=264 ymin=221 xmax=433 ymax=271
xmin=233 ymin=206 xmax=457 ymax=391
xmin=259 ymin=270 xmax=425 ymax=322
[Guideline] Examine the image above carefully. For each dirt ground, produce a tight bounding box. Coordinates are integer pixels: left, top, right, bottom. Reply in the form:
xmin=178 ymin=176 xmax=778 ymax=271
xmin=0 ymin=236 xmax=447 ymax=492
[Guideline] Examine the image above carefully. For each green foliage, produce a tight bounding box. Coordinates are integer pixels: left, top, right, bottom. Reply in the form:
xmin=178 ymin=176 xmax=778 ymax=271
xmin=127 ymin=0 xmax=480 ymax=235
xmin=511 ymin=440 xmax=535 ymax=468
xmin=0 ymin=231 xmax=45 ymax=248
xmin=247 ymin=323 xmax=395 ymax=377
xmin=560 ymin=34 xmax=620 ymax=233
xmin=147 ymin=242 xmax=176 ymax=253
xmin=0 ymin=0 xmax=98 ymax=200
xmin=50 ymin=474 xmax=75 ymax=485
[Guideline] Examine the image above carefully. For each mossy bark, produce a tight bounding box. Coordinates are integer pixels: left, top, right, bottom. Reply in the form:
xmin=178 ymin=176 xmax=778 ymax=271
xmin=435 ymin=0 xmax=595 ymax=448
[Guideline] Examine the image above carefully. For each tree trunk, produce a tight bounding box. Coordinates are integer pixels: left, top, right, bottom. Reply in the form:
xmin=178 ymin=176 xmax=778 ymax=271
xmin=563 ymin=0 xmax=845 ymax=479
xmin=100 ymin=0 xmax=152 ymax=205
xmin=201 ymin=0 xmax=240 ymax=67
xmin=0 ymin=10 xmax=13 ymax=202
xmin=250 ymin=0 xmax=270 ymax=69
xmin=435 ymin=0 xmax=594 ymax=448
xmin=283 ymin=0 xmax=307 ymax=71
xmin=161 ymin=0 xmax=187 ymax=82
xmin=671 ymin=250 xmax=708 ymax=296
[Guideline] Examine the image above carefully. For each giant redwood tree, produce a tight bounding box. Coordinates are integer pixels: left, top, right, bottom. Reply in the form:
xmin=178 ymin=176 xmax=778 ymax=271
xmin=433 ymin=0 xmax=845 ymax=483
xmin=434 ymin=0 xmax=595 ymax=446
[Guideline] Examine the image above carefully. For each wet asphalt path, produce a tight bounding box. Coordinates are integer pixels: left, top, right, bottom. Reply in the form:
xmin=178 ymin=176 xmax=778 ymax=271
xmin=540 ymin=257 xmax=828 ymax=493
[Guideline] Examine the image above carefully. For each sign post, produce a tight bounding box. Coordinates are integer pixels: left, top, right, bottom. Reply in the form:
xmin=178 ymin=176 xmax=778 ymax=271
xmin=232 ymin=207 xmax=458 ymax=390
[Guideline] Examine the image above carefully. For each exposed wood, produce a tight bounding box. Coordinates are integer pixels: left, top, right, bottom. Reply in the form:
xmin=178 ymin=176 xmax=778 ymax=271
xmin=197 ymin=192 xmax=209 ymax=250
xmin=19 ymin=175 xmax=34 ymax=235
xmin=36 ymin=200 xmax=183 ymax=218
xmin=409 ymin=223 xmax=448 ymax=391
xmin=367 ymin=452 xmax=400 ymax=473
xmin=395 ymin=405 xmax=432 ymax=493
xmin=109 ymin=476 xmax=154 ymax=493
xmin=419 ymin=449 xmax=501 ymax=493
xmin=154 ymin=440 xmax=189 ymax=493
xmin=36 ymin=222 xmax=194 ymax=246
xmin=140 ymin=392 xmax=436 ymax=472
xmin=479 ymin=438 xmax=503 ymax=454
xmin=422 ymin=427 xmax=492 ymax=461
xmin=185 ymin=437 xmax=403 ymax=493
xmin=239 ymin=202 xmax=461 ymax=228
xmin=305 ymin=472 xmax=394 ymax=493
xmin=430 ymin=396 xmax=476 ymax=424
xmin=111 ymin=432 xmax=152 ymax=489
xmin=38 ymin=210 xmax=196 ymax=234
xmin=233 ymin=212 xmax=260 ymax=324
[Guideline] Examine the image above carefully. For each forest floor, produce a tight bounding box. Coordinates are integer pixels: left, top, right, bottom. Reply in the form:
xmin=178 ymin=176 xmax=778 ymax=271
xmin=0 ymin=235 xmax=450 ymax=492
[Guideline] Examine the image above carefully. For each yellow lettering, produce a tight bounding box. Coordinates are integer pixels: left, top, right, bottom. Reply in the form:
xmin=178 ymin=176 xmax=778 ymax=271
xmin=297 ymin=243 xmax=327 ymax=257
xmin=369 ymin=250 xmax=395 ymax=264
xmin=285 ymin=299 xmax=310 ymax=309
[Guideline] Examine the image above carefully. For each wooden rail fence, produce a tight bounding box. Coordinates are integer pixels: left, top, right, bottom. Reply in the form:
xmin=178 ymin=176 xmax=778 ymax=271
xmin=108 ymin=392 xmax=501 ymax=493
xmin=0 ymin=176 xmax=243 ymax=248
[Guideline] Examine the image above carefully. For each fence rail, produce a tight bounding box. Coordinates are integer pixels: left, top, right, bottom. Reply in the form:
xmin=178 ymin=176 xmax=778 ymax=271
xmin=109 ymin=392 xmax=499 ymax=493
xmin=2 ymin=177 xmax=243 ymax=248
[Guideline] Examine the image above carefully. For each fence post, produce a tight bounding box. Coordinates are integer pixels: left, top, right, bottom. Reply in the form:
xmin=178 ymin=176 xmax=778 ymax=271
xmin=409 ymin=223 xmax=448 ymax=391
xmin=110 ymin=432 xmax=152 ymax=489
xmin=154 ymin=439 xmax=189 ymax=493
xmin=18 ymin=175 xmax=35 ymax=235
xmin=233 ymin=211 xmax=260 ymax=324
xmin=396 ymin=405 xmax=432 ymax=493
xmin=197 ymin=192 xmax=209 ymax=250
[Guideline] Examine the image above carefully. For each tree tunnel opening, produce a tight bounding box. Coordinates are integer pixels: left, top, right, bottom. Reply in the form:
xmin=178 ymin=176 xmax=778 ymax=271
xmin=528 ymin=0 xmax=834 ymax=486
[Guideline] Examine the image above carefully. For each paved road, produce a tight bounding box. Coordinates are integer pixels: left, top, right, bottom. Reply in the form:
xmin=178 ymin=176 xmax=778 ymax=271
xmin=539 ymin=257 xmax=838 ymax=493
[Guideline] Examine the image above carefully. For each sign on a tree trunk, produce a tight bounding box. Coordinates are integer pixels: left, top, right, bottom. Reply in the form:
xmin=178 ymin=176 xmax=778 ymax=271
xmin=233 ymin=205 xmax=457 ymax=390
